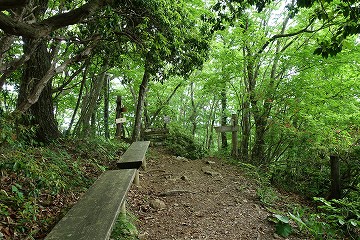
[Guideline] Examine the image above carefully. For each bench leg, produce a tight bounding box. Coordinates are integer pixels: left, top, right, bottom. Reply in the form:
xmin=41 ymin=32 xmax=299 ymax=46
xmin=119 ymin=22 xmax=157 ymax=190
xmin=142 ymin=158 xmax=147 ymax=171
xmin=134 ymin=170 xmax=140 ymax=186
xmin=121 ymin=201 xmax=126 ymax=215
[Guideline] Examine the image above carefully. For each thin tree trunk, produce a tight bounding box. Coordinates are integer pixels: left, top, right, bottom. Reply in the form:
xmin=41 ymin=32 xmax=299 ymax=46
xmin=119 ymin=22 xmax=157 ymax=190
xmin=206 ymin=96 xmax=218 ymax=150
xmin=190 ymin=82 xmax=197 ymax=136
xmin=132 ymin=63 xmax=150 ymax=142
xmin=221 ymin=86 xmax=228 ymax=149
xmin=103 ymin=74 xmax=110 ymax=139
xmin=67 ymin=59 xmax=90 ymax=135
xmin=241 ymin=98 xmax=250 ymax=161
xmin=76 ymin=62 xmax=108 ymax=137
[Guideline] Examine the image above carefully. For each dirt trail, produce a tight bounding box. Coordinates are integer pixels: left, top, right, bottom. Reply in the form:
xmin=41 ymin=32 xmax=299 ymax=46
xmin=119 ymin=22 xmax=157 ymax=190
xmin=127 ymin=147 xmax=303 ymax=240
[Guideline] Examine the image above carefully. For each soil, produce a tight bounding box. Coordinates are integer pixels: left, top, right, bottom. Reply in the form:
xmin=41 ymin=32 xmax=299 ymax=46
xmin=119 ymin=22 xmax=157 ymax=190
xmin=127 ymin=147 xmax=307 ymax=240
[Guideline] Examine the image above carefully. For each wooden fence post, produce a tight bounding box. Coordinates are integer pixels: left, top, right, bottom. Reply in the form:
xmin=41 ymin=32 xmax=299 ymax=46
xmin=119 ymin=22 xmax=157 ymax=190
xmin=115 ymin=95 xmax=123 ymax=138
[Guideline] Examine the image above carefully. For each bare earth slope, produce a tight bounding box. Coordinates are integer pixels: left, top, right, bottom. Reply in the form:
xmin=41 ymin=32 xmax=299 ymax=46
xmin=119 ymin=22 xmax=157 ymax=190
xmin=127 ymin=147 xmax=304 ymax=240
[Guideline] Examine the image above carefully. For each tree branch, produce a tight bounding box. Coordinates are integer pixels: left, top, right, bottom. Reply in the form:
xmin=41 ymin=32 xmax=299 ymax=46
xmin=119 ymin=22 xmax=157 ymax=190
xmin=0 ymin=0 xmax=28 ymax=10
xmin=258 ymin=18 xmax=316 ymax=55
xmin=0 ymin=0 xmax=109 ymax=38
xmin=16 ymin=39 xmax=99 ymax=114
xmin=0 ymin=39 xmax=40 ymax=89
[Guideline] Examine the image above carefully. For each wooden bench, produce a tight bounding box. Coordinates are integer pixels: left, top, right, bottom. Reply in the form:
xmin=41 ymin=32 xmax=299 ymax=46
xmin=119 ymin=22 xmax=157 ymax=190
xmin=45 ymin=169 xmax=136 ymax=240
xmin=45 ymin=141 xmax=150 ymax=240
xmin=117 ymin=141 xmax=150 ymax=185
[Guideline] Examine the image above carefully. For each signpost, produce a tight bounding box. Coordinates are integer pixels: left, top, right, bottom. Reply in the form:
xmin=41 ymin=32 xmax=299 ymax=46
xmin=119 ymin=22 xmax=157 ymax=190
xmin=115 ymin=95 xmax=127 ymax=138
xmin=115 ymin=118 xmax=126 ymax=124
xmin=214 ymin=114 xmax=239 ymax=157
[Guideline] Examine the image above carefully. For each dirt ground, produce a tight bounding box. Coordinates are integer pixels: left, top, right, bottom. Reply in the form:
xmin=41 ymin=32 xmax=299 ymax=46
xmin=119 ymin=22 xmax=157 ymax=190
xmin=127 ymin=147 xmax=307 ymax=240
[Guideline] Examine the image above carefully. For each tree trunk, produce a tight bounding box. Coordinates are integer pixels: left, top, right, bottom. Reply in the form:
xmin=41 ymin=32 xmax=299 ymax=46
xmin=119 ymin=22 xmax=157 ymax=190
xmin=241 ymin=98 xmax=250 ymax=161
xmin=221 ymin=86 xmax=228 ymax=149
xmin=144 ymin=98 xmax=150 ymax=129
xmin=103 ymin=75 xmax=110 ymax=139
xmin=251 ymin=115 xmax=267 ymax=165
xmin=17 ymin=38 xmax=61 ymax=142
xmin=75 ymin=63 xmax=108 ymax=137
xmin=190 ymin=82 xmax=197 ymax=136
xmin=132 ymin=64 xmax=150 ymax=142
xmin=67 ymin=59 xmax=90 ymax=135
xmin=206 ymin=96 xmax=218 ymax=150
xmin=231 ymin=114 xmax=239 ymax=157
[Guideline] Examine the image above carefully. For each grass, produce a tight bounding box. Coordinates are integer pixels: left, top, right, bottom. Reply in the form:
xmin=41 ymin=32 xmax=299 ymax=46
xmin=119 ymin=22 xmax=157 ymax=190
xmin=0 ymin=137 xmax=130 ymax=239
xmin=111 ymin=212 xmax=139 ymax=240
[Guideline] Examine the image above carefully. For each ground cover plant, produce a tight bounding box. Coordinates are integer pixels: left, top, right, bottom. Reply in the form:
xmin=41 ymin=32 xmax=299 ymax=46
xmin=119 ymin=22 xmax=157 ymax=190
xmin=0 ymin=138 xmax=127 ymax=239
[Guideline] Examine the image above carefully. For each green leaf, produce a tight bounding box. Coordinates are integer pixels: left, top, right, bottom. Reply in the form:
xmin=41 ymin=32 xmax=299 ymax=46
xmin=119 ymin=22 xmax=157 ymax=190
xmin=276 ymin=222 xmax=292 ymax=237
xmin=274 ymin=214 xmax=289 ymax=223
xmin=349 ymin=219 xmax=358 ymax=227
xmin=338 ymin=218 xmax=345 ymax=225
xmin=11 ymin=185 xmax=18 ymax=193
xmin=289 ymin=212 xmax=306 ymax=227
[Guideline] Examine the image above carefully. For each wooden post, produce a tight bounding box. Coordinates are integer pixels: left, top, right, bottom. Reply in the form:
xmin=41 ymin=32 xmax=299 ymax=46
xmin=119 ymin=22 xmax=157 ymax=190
xmin=120 ymin=201 xmax=126 ymax=215
xmin=134 ymin=170 xmax=140 ymax=186
xmin=115 ymin=95 xmax=123 ymax=138
xmin=217 ymin=133 xmax=221 ymax=151
xmin=142 ymin=157 xmax=147 ymax=171
xmin=231 ymin=114 xmax=238 ymax=157
xmin=329 ymin=155 xmax=341 ymax=199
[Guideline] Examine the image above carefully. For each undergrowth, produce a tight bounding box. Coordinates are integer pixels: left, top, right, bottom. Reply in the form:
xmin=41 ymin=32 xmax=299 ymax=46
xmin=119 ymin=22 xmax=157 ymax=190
xmin=0 ymin=137 xmax=128 ymax=240
xmin=165 ymin=128 xmax=207 ymax=160
xmin=111 ymin=212 xmax=139 ymax=240
xmin=234 ymin=159 xmax=360 ymax=239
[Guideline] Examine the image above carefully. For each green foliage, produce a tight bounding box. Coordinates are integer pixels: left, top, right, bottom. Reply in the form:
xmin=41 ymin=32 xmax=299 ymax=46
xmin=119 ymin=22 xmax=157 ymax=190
xmin=0 ymin=138 xmax=126 ymax=239
xmin=269 ymin=197 xmax=360 ymax=240
xmin=0 ymin=114 xmax=37 ymax=147
xmin=273 ymin=214 xmax=292 ymax=237
xmin=236 ymin=162 xmax=280 ymax=206
xmin=110 ymin=212 xmax=139 ymax=240
xmin=314 ymin=197 xmax=360 ymax=238
xmin=257 ymin=185 xmax=279 ymax=206
xmin=165 ymin=128 xmax=207 ymax=160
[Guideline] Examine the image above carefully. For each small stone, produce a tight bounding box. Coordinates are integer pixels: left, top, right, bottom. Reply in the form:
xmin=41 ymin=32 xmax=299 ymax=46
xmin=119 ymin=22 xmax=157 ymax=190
xmin=149 ymin=199 xmax=166 ymax=210
xmin=274 ymin=233 xmax=282 ymax=239
xmin=138 ymin=231 xmax=149 ymax=240
xmin=206 ymin=160 xmax=216 ymax=164
xmin=176 ymin=156 xmax=189 ymax=162
xmin=201 ymin=166 xmax=220 ymax=176
xmin=181 ymin=175 xmax=190 ymax=181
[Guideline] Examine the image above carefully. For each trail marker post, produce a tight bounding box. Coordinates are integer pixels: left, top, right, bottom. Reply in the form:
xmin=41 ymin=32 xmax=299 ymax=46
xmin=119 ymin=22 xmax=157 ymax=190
xmin=115 ymin=95 xmax=127 ymax=138
xmin=214 ymin=114 xmax=239 ymax=157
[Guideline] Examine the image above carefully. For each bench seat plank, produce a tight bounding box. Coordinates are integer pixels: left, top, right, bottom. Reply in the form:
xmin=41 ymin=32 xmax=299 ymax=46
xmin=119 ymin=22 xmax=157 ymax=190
xmin=117 ymin=141 xmax=150 ymax=169
xmin=45 ymin=169 xmax=136 ymax=240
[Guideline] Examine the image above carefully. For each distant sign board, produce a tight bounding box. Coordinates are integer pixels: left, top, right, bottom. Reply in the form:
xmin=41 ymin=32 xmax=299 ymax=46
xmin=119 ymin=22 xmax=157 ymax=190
xmin=164 ymin=116 xmax=170 ymax=123
xmin=116 ymin=117 xmax=126 ymax=124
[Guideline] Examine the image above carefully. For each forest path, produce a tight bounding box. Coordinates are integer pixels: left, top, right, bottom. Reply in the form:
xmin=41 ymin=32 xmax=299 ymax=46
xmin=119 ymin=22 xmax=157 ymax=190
xmin=127 ymin=147 xmax=303 ymax=240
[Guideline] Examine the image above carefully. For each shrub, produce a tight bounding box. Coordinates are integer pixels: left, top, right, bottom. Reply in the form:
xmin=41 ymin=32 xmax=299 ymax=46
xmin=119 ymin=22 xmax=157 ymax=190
xmin=165 ymin=129 xmax=207 ymax=160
